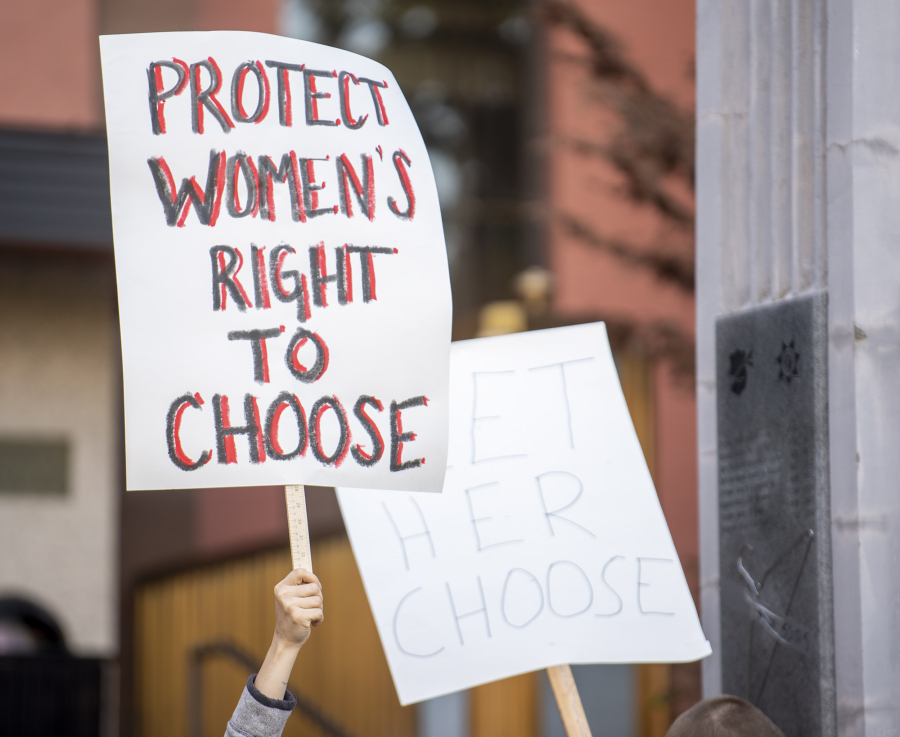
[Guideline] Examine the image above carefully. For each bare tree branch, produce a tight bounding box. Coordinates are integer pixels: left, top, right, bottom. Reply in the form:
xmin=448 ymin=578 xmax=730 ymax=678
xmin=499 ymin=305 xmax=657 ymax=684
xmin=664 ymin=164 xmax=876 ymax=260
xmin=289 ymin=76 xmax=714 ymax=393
xmin=554 ymin=211 xmax=694 ymax=291
xmin=542 ymin=0 xmax=696 ymax=226
xmin=555 ymin=135 xmax=695 ymax=225
xmin=536 ymin=312 xmax=696 ymax=379
xmin=543 ymin=0 xmax=650 ymax=93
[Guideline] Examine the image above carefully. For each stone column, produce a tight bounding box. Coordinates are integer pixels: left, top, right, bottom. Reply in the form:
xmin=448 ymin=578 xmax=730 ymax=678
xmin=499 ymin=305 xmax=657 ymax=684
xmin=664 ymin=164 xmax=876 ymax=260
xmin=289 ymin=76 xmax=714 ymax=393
xmin=697 ymin=0 xmax=900 ymax=734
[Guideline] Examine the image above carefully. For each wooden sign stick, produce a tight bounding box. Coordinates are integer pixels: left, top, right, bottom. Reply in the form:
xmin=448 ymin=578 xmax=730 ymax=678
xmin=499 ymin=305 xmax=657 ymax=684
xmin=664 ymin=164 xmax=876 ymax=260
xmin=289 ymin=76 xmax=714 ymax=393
xmin=285 ymin=485 xmax=313 ymax=573
xmin=547 ymin=664 xmax=592 ymax=737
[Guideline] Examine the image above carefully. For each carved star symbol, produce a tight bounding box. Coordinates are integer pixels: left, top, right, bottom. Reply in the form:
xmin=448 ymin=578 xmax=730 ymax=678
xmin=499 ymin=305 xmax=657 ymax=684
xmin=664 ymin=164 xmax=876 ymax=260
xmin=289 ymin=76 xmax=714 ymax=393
xmin=776 ymin=340 xmax=800 ymax=382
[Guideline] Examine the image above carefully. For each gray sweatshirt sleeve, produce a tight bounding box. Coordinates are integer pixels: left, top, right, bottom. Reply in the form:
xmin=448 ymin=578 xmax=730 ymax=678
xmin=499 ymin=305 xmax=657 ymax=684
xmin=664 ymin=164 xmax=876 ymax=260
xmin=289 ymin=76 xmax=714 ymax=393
xmin=225 ymin=675 xmax=297 ymax=737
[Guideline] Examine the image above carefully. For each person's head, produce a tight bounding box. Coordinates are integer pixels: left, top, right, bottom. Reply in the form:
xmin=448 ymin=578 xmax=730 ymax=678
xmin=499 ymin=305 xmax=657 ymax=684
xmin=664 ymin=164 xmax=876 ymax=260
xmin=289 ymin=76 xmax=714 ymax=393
xmin=666 ymin=695 xmax=786 ymax=737
xmin=0 ymin=597 xmax=67 ymax=656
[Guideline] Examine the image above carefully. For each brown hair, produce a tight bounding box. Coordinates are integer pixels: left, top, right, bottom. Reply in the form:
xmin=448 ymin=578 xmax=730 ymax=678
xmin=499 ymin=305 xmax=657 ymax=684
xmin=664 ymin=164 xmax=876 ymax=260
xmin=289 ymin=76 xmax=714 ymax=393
xmin=666 ymin=695 xmax=786 ymax=737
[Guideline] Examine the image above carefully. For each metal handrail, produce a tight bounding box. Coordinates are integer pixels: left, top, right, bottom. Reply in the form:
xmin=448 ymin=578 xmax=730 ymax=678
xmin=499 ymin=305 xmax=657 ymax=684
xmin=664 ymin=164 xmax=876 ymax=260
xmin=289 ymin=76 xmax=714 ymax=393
xmin=187 ymin=640 xmax=357 ymax=737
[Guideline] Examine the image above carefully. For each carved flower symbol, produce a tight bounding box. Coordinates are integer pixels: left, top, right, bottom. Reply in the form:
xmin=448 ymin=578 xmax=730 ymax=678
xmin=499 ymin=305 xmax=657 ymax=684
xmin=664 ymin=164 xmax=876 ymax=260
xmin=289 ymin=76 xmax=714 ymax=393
xmin=729 ymin=349 xmax=753 ymax=395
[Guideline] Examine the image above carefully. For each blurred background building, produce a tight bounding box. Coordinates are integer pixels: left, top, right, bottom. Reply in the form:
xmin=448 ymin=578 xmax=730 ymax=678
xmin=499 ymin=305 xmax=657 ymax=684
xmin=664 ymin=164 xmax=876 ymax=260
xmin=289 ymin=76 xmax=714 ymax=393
xmin=0 ymin=1 xmax=697 ymax=735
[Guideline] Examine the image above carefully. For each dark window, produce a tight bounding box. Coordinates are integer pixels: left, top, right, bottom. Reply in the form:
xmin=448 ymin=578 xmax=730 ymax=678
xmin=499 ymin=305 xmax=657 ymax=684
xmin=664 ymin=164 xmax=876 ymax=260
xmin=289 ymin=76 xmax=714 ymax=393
xmin=0 ymin=439 xmax=68 ymax=494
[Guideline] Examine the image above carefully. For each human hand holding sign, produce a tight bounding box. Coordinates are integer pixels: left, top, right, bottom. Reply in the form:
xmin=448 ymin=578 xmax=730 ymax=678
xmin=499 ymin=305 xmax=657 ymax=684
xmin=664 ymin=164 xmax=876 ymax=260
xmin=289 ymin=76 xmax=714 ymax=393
xmin=255 ymin=568 xmax=324 ymax=700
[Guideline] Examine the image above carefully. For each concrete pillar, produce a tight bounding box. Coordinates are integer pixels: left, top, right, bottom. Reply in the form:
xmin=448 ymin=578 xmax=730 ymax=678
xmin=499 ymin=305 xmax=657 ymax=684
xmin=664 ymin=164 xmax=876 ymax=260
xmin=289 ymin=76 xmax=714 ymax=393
xmin=697 ymin=0 xmax=900 ymax=733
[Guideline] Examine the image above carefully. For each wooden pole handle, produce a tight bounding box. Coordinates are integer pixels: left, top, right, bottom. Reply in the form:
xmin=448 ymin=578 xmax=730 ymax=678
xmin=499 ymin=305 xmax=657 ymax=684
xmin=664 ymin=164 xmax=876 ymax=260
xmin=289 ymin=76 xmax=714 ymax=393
xmin=285 ymin=485 xmax=313 ymax=573
xmin=547 ymin=664 xmax=592 ymax=737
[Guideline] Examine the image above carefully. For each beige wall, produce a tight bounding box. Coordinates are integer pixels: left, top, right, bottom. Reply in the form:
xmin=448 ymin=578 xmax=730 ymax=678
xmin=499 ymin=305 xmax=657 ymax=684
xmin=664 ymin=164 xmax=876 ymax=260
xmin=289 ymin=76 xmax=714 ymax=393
xmin=0 ymin=254 xmax=119 ymax=655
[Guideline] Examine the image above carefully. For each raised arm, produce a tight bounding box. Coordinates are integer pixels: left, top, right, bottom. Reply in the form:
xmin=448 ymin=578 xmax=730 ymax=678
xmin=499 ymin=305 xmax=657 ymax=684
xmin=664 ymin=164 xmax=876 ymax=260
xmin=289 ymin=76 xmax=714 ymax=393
xmin=225 ymin=568 xmax=324 ymax=737
xmin=257 ymin=568 xmax=324 ymax=697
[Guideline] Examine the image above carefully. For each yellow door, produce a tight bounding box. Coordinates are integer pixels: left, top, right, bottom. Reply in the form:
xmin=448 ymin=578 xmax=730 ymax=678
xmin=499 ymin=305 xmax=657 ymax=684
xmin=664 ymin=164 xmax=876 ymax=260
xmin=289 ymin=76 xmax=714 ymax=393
xmin=134 ymin=537 xmax=415 ymax=737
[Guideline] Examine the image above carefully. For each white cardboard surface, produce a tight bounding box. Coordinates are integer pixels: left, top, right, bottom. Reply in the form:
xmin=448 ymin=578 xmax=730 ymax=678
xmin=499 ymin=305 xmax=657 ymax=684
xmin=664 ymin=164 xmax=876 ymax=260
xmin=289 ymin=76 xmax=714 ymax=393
xmin=100 ymin=32 xmax=451 ymax=492
xmin=337 ymin=324 xmax=710 ymax=705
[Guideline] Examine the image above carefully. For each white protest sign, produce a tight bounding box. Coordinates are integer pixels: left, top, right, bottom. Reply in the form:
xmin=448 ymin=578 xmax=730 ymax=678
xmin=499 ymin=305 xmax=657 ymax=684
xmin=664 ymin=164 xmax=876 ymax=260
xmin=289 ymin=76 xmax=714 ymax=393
xmin=100 ymin=32 xmax=451 ymax=492
xmin=337 ymin=324 xmax=710 ymax=705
